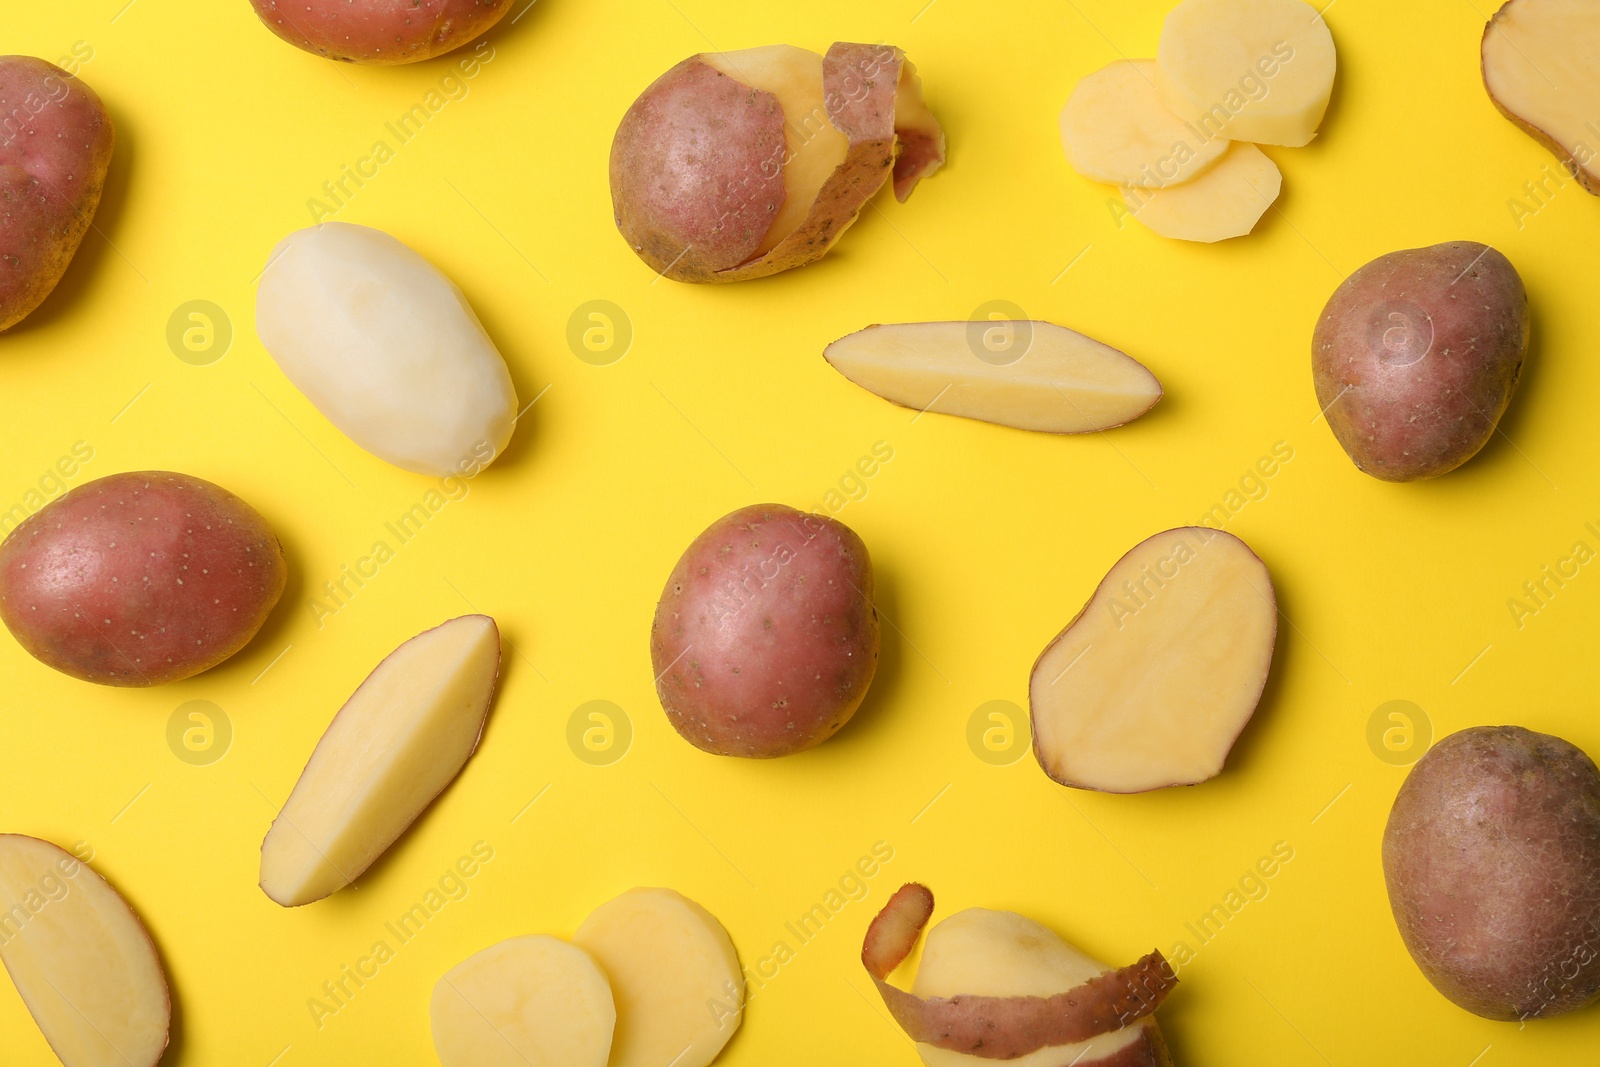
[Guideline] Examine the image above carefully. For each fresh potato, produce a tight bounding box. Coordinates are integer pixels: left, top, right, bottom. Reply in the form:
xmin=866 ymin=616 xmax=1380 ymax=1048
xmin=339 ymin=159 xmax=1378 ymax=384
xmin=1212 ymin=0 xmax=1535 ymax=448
xmin=1312 ymin=241 xmax=1529 ymax=481
xmin=610 ymin=42 xmax=944 ymax=283
xmin=260 ymin=615 xmax=500 ymax=906
xmin=0 ymin=472 xmax=286 ymax=686
xmin=1483 ymin=0 xmax=1600 ymax=193
xmin=651 ymin=504 xmax=879 ymax=758
xmin=255 ymin=222 xmax=519 ymax=477
xmin=1061 ymin=59 xmax=1227 ymax=188
xmin=431 ymin=935 xmax=615 ymax=1067
xmin=1157 ymin=0 xmax=1337 ymax=147
xmin=0 ymin=57 xmax=114 ymax=332
xmin=574 ymin=888 xmax=744 ymax=1067
xmin=1030 ymin=527 xmax=1277 ymax=793
xmin=1382 ymin=725 xmax=1600 ymax=1020
xmin=824 ymin=320 xmax=1162 ymax=433
xmin=247 ymin=0 xmax=508 ymax=64
xmin=0 ymin=835 xmax=170 ymax=1067
xmin=1119 ymin=142 xmax=1281 ymax=242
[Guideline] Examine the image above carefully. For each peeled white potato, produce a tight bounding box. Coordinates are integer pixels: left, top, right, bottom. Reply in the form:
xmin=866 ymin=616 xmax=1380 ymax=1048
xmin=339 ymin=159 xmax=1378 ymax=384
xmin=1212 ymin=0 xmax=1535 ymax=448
xmin=1061 ymin=59 xmax=1227 ymax=187
xmin=1157 ymin=0 xmax=1336 ymax=147
xmin=0 ymin=836 xmax=170 ymax=1067
xmin=260 ymin=615 xmax=500 ymax=906
xmin=1119 ymin=142 xmax=1281 ymax=242
xmin=824 ymin=321 xmax=1162 ymax=433
xmin=431 ymin=935 xmax=616 ymax=1067
xmin=1483 ymin=0 xmax=1600 ymax=193
xmin=912 ymin=909 xmax=1171 ymax=1067
xmin=575 ymin=887 xmax=744 ymax=1067
xmin=256 ymin=222 xmax=519 ymax=477
xmin=1030 ymin=528 xmax=1276 ymax=793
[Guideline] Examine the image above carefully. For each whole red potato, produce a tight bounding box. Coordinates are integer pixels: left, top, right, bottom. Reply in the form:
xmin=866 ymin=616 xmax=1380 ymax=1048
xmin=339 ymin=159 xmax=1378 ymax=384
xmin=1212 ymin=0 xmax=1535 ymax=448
xmin=0 ymin=56 xmax=115 ymax=331
xmin=0 ymin=472 xmax=287 ymax=686
xmin=248 ymin=0 xmax=510 ymax=64
xmin=651 ymin=504 xmax=879 ymax=758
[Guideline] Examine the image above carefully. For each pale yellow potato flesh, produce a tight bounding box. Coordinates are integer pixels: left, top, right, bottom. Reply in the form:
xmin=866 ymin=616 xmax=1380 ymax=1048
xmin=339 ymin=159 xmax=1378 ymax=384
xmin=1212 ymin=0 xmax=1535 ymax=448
xmin=1061 ymin=59 xmax=1228 ymax=188
xmin=1119 ymin=142 xmax=1281 ymax=242
xmin=704 ymin=45 xmax=850 ymax=257
xmin=259 ymin=615 xmax=500 ymax=906
xmin=1157 ymin=0 xmax=1336 ymax=146
xmin=1482 ymin=0 xmax=1600 ymax=193
xmin=912 ymin=909 xmax=1164 ymax=1067
xmin=823 ymin=321 xmax=1162 ymax=433
xmin=431 ymin=935 xmax=616 ymax=1067
xmin=0 ymin=836 xmax=169 ymax=1067
xmin=574 ymin=887 xmax=744 ymax=1067
xmin=1030 ymin=527 xmax=1276 ymax=793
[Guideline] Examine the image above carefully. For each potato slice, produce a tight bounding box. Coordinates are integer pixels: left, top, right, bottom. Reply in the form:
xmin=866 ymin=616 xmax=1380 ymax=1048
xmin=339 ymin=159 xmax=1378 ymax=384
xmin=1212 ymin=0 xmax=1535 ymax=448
xmin=1061 ymin=59 xmax=1227 ymax=188
xmin=0 ymin=836 xmax=170 ymax=1067
xmin=1119 ymin=142 xmax=1280 ymax=242
xmin=431 ymin=935 xmax=615 ymax=1067
xmin=574 ymin=887 xmax=744 ymax=1067
xmin=823 ymin=321 xmax=1162 ymax=433
xmin=259 ymin=615 xmax=500 ymax=906
xmin=1483 ymin=0 xmax=1600 ymax=193
xmin=914 ymin=909 xmax=1173 ymax=1067
xmin=1030 ymin=528 xmax=1276 ymax=793
xmin=1157 ymin=0 xmax=1336 ymax=147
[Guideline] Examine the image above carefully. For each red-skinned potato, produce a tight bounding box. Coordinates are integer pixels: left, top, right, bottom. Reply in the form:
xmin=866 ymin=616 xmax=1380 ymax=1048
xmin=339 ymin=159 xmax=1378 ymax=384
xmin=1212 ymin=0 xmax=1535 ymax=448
xmin=1312 ymin=241 xmax=1529 ymax=481
xmin=0 ymin=472 xmax=286 ymax=686
xmin=0 ymin=56 xmax=114 ymax=332
xmin=247 ymin=0 xmax=508 ymax=64
xmin=651 ymin=504 xmax=879 ymax=758
xmin=610 ymin=42 xmax=944 ymax=283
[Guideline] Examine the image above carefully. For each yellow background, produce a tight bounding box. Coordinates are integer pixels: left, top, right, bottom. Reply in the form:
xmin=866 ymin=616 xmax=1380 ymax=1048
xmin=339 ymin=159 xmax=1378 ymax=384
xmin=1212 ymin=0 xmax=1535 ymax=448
xmin=4 ymin=0 xmax=1599 ymax=1063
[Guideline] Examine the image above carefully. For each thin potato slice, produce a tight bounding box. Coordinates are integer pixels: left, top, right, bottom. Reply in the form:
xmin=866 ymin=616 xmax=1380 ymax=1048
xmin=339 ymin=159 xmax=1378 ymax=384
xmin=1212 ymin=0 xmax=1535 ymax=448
xmin=1030 ymin=528 xmax=1276 ymax=793
xmin=1061 ymin=59 xmax=1227 ymax=188
xmin=1119 ymin=142 xmax=1280 ymax=242
xmin=1157 ymin=0 xmax=1336 ymax=147
xmin=574 ymin=888 xmax=744 ymax=1067
xmin=823 ymin=321 xmax=1162 ymax=433
xmin=0 ymin=836 xmax=170 ymax=1067
xmin=1482 ymin=0 xmax=1600 ymax=193
xmin=431 ymin=936 xmax=615 ymax=1067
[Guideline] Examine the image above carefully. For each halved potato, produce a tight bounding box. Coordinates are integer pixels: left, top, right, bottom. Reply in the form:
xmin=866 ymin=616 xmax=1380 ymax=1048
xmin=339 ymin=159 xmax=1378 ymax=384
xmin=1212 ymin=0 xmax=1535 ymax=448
xmin=1119 ymin=142 xmax=1281 ymax=242
xmin=824 ymin=321 xmax=1162 ymax=433
xmin=1061 ymin=59 xmax=1227 ymax=188
xmin=1030 ymin=527 xmax=1276 ymax=793
xmin=1482 ymin=0 xmax=1600 ymax=193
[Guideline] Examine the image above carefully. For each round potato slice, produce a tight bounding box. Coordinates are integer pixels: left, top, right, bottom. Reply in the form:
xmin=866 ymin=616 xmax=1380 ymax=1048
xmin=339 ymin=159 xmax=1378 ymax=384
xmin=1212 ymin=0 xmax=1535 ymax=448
xmin=575 ymin=888 xmax=744 ymax=1067
xmin=1061 ymin=59 xmax=1227 ymax=188
xmin=431 ymin=936 xmax=614 ymax=1067
xmin=1157 ymin=0 xmax=1336 ymax=147
xmin=1118 ymin=142 xmax=1281 ymax=242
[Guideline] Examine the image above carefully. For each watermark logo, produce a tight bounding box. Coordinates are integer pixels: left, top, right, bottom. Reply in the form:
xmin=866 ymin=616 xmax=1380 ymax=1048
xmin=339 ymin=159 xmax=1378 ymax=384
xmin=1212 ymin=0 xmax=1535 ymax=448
xmin=567 ymin=700 xmax=632 ymax=765
xmin=1366 ymin=700 xmax=1431 ymax=766
xmin=166 ymin=700 xmax=232 ymax=766
xmin=967 ymin=700 xmax=1030 ymax=765
xmin=966 ymin=300 xmax=1033 ymax=367
xmin=1370 ymin=303 xmax=1432 ymax=368
xmin=167 ymin=300 xmax=232 ymax=366
xmin=567 ymin=300 xmax=633 ymax=366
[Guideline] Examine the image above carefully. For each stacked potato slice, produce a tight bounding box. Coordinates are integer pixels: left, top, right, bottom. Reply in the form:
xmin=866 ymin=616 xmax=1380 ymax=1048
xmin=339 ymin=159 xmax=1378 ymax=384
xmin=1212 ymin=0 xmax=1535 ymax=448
xmin=1061 ymin=0 xmax=1337 ymax=241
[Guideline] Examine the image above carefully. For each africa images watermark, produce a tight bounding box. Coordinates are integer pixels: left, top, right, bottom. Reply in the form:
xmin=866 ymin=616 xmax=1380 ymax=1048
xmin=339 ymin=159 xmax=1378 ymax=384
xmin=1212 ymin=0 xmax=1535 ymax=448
xmin=0 ymin=440 xmax=97 ymax=539
xmin=1504 ymin=520 xmax=1600 ymax=631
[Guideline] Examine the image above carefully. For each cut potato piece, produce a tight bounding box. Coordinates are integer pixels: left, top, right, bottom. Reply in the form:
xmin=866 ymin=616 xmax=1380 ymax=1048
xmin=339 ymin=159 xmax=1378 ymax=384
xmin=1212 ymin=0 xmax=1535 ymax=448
xmin=431 ymin=935 xmax=615 ymax=1067
xmin=1119 ymin=142 xmax=1280 ymax=242
xmin=1157 ymin=0 xmax=1337 ymax=146
xmin=914 ymin=909 xmax=1173 ymax=1067
xmin=575 ymin=887 xmax=744 ymax=1067
xmin=259 ymin=615 xmax=501 ymax=906
xmin=823 ymin=321 xmax=1162 ymax=433
xmin=0 ymin=836 xmax=170 ymax=1067
xmin=1483 ymin=0 xmax=1600 ymax=194
xmin=1062 ymin=59 xmax=1228 ymax=188
xmin=1030 ymin=528 xmax=1276 ymax=793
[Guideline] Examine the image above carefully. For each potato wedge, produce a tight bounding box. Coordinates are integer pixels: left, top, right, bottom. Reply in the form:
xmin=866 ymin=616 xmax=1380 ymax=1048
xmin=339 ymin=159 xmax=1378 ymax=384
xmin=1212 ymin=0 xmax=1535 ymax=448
xmin=1482 ymin=0 xmax=1600 ymax=194
xmin=1061 ymin=59 xmax=1227 ymax=188
xmin=1119 ymin=142 xmax=1281 ymax=242
xmin=824 ymin=321 xmax=1162 ymax=433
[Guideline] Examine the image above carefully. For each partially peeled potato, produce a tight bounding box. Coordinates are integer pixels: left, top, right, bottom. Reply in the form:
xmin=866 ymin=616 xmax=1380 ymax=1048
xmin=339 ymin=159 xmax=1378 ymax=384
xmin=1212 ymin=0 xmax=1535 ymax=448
xmin=609 ymin=43 xmax=945 ymax=283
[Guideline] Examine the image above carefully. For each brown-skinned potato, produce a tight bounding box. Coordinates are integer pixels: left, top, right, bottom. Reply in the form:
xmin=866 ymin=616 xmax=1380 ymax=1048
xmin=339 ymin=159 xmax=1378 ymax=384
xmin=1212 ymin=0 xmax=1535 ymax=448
xmin=247 ymin=0 xmax=509 ymax=64
xmin=1382 ymin=725 xmax=1600 ymax=1020
xmin=1312 ymin=241 xmax=1529 ymax=481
